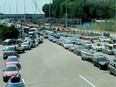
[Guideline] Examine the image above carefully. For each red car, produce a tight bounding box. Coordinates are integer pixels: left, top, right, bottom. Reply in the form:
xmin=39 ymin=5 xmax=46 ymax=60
xmin=5 ymin=56 xmax=20 ymax=69
xmin=2 ymin=64 xmax=19 ymax=82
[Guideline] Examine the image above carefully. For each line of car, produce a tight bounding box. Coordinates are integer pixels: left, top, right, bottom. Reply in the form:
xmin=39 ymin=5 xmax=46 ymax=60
xmin=46 ymin=31 xmax=116 ymax=76
xmin=1 ymin=29 xmax=44 ymax=87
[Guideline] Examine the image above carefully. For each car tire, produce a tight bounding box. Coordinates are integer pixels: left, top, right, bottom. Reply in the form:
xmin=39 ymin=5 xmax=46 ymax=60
xmin=108 ymin=69 xmax=112 ymax=74
xmin=93 ymin=62 xmax=96 ymax=66
xmin=3 ymin=77 xmax=7 ymax=82
xmin=99 ymin=65 xmax=101 ymax=69
xmin=23 ymin=50 xmax=25 ymax=53
xmin=81 ymin=56 xmax=85 ymax=60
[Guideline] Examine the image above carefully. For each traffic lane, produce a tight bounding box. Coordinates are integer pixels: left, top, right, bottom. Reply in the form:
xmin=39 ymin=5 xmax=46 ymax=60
xmin=20 ymin=39 xmax=115 ymax=87
xmin=20 ymin=41 xmax=93 ymax=87
xmin=0 ymin=51 xmax=5 ymax=86
xmin=0 ymin=45 xmax=4 ymax=55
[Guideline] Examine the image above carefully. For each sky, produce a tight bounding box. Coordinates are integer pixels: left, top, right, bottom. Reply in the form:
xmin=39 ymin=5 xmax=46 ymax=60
xmin=0 ymin=0 xmax=50 ymax=14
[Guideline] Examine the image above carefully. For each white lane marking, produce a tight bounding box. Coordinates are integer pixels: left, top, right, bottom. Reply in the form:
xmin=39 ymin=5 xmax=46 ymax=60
xmin=22 ymin=79 xmax=25 ymax=84
xmin=79 ymin=75 xmax=96 ymax=87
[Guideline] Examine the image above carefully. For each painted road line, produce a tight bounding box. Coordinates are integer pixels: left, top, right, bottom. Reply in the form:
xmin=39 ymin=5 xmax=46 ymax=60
xmin=22 ymin=79 xmax=25 ymax=84
xmin=79 ymin=75 xmax=96 ymax=87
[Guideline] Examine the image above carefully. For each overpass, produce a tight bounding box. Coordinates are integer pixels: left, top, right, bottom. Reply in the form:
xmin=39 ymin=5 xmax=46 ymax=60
xmin=0 ymin=13 xmax=45 ymax=19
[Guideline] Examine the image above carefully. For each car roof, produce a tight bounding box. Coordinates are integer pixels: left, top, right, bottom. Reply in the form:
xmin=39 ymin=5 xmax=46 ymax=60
xmin=7 ymin=56 xmax=17 ymax=58
xmin=6 ymin=46 xmax=16 ymax=48
xmin=97 ymin=55 xmax=107 ymax=58
xmin=6 ymin=64 xmax=17 ymax=67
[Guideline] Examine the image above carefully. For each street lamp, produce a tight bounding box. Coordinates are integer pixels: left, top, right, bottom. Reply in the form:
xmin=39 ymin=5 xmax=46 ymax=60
xmin=65 ymin=0 xmax=68 ymax=28
xmin=49 ymin=0 xmax=51 ymax=29
xmin=16 ymin=0 xmax=18 ymax=14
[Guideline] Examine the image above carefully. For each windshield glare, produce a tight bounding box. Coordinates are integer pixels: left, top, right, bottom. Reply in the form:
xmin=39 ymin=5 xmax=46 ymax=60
xmin=98 ymin=57 xmax=107 ymax=62
xmin=7 ymin=58 xmax=18 ymax=62
xmin=5 ymin=66 xmax=17 ymax=71
xmin=5 ymin=47 xmax=15 ymax=51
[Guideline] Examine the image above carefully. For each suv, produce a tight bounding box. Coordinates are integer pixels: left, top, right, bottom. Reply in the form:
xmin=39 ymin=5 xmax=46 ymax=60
xmin=93 ymin=55 xmax=109 ymax=69
xmin=2 ymin=39 xmax=17 ymax=45
xmin=108 ymin=60 xmax=116 ymax=75
xmin=3 ymin=46 xmax=18 ymax=59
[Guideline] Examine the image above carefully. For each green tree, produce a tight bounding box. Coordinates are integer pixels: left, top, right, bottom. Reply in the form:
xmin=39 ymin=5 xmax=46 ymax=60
xmin=42 ymin=0 xmax=116 ymax=22
xmin=0 ymin=25 xmax=19 ymax=40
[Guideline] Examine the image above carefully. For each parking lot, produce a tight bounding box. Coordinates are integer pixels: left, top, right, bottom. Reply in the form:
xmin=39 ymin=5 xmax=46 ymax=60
xmin=0 ymin=39 xmax=115 ymax=87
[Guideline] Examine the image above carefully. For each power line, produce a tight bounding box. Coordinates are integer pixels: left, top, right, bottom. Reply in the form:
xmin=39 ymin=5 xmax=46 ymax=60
xmin=24 ymin=0 xmax=26 ymax=14
xmin=32 ymin=0 xmax=42 ymax=14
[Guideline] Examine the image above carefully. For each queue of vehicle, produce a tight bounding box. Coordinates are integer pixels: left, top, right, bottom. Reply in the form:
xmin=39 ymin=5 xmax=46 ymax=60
xmin=47 ymin=30 xmax=116 ymax=76
xmin=1 ymin=28 xmax=44 ymax=87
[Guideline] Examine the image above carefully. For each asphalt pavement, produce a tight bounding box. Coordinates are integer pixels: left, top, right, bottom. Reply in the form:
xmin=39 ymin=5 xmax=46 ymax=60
xmin=0 ymin=40 xmax=116 ymax=87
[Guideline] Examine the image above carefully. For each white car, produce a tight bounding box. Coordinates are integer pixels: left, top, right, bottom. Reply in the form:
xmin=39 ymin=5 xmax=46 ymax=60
xmin=91 ymin=43 xmax=104 ymax=51
xmin=98 ymin=36 xmax=111 ymax=42
xmin=21 ymin=42 xmax=31 ymax=50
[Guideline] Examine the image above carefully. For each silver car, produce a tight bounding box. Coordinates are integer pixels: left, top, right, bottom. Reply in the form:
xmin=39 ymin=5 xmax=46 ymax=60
xmin=108 ymin=60 xmax=116 ymax=75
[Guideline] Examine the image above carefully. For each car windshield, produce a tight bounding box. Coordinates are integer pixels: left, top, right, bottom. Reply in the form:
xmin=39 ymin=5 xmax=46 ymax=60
xmin=6 ymin=84 xmax=23 ymax=87
xmin=92 ymin=38 xmax=99 ymax=40
xmin=5 ymin=66 xmax=17 ymax=71
xmin=86 ymin=42 xmax=92 ymax=44
xmin=77 ymin=46 xmax=84 ymax=49
xmin=5 ymin=39 xmax=10 ymax=41
xmin=7 ymin=58 xmax=18 ymax=62
xmin=22 ymin=43 xmax=28 ymax=45
xmin=5 ymin=47 xmax=15 ymax=51
xmin=65 ymin=41 xmax=72 ymax=44
xmin=98 ymin=57 xmax=107 ymax=62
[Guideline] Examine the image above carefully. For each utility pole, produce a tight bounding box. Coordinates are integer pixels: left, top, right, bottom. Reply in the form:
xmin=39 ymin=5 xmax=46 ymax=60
xmin=4 ymin=2 xmax=5 ymax=13
xmin=24 ymin=0 xmax=26 ymax=23
xmin=35 ymin=0 xmax=37 ymax=14
xmin=20 ymin=19 xmax=23 ymax=38
xmin=65 ymin=0 xmax=68 ymax=28
xmin=49 ymin=0 xmax=51 ymax=29
xmin=16 ymin=0 xmax=18 ymax=14
xmin=9 ymin=0 xmax=11 ymax=14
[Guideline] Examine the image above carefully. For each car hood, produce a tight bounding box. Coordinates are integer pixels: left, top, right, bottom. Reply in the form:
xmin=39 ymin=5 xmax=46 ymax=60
xmin=21 ymin=45 xmax=29 ymax=47
xmin=4 ymin=51 xmax=14 ymax=53
xmin=99 ymin=62 xmax=107 ymax=65
xmin=4 ymin=71 xmax=18 ymax=76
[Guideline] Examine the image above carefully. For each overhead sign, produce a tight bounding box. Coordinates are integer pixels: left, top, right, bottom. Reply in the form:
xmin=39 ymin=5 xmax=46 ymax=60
xmin=83 ymin=22 xmax=91 ymax=27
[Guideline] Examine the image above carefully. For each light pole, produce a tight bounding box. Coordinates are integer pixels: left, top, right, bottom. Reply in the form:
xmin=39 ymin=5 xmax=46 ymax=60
xmin=65 ymin=0 xmax=68 ymax=28
xmin=24 ymin=0 xmax=26 ymax=23
xmin=9 ymin=0 xmax=11 ymax=14
xmin=16 ymin=0 xmax=18 ymax=14
xmin=35 ymin=0 xmax=37 ymax=14
xmin=49 ymin=0 xmax=51 ymax=29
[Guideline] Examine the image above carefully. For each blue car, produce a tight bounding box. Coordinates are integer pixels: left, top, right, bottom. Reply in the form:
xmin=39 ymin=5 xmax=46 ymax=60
xmin=5 ymin=75 xmax=25 ymax=87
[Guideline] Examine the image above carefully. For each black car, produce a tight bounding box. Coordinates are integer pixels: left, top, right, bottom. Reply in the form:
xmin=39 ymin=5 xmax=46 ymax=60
xmin=5 ymin=74 xmax=25 ymax=87
xmin=2 ymin=39 xmax=17 ymax=45
xmin=93 ymin=55 xmax=109 ymax=69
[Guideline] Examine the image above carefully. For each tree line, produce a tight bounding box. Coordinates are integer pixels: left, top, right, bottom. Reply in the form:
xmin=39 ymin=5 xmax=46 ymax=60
xmin=0 ymin=25 xmax=19 ymax=40
xmin=42 ymin=0 xmax=116 ymax=22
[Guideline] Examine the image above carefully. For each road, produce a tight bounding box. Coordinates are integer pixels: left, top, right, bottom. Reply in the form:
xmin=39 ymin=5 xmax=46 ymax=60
xmin=0 ymin=40 xmax=116 ymax=87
